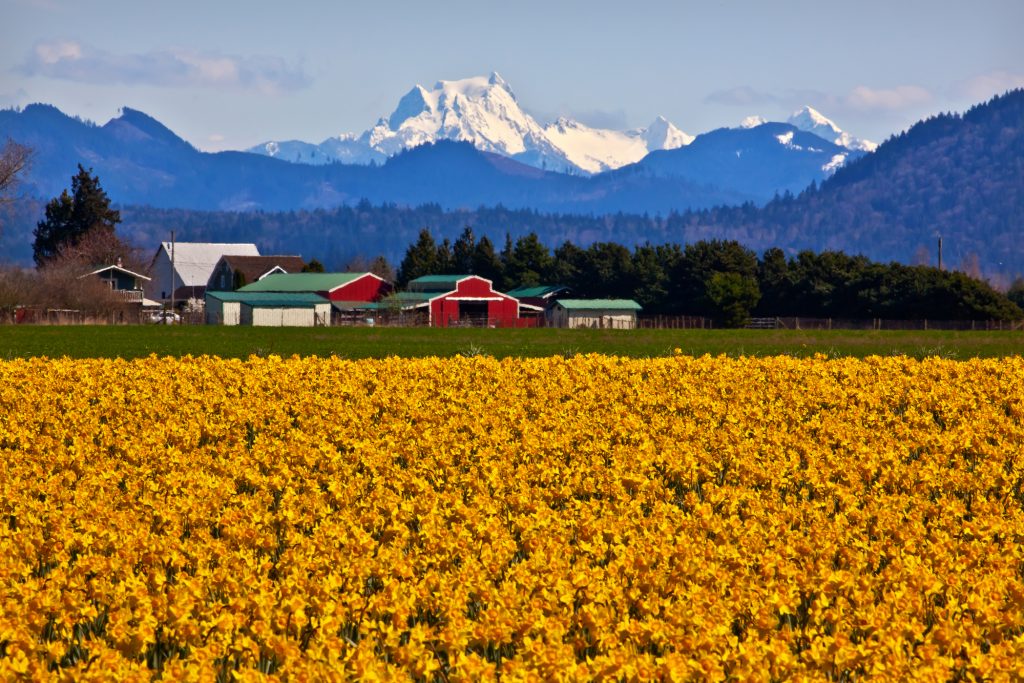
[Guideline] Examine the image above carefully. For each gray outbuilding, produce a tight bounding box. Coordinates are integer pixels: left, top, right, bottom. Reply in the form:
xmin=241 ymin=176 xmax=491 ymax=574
xmin=551 ymin=299 xmax=642 ymax=329
xmin=205 ymin=291 xmax=331 ymax=327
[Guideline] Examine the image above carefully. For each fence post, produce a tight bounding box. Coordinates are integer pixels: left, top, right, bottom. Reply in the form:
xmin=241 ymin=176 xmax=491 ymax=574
xmin=924 ymin=319 xmax=928 ymax=331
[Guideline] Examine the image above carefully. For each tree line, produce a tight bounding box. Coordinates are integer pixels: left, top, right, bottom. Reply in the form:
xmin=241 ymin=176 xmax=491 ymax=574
xmin=3 ymin=162 xmax=1021 ymax=327
xmin=395 ymin=228 xmax=1023 ymax=326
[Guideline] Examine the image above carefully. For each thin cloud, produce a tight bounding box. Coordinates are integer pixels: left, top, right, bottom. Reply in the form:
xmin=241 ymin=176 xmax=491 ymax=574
xmin=952 ymin=70 xmax=1024 ymax=101
xmin=20 ymin=40 xmax=310 ymax=93
xmin=845 ymin=85 xmax=932 ymax=112
xmin=706 ymin=84 xmax=932 ymax=114
xmin=704 ymin=86 xmax=778 ymax=107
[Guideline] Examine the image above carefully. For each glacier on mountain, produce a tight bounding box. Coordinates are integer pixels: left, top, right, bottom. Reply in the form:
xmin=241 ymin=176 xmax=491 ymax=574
xmin=248 ymin=72 xmax=691 ymax=175
xmin=739 ymin=115 xmax=767 ymax=129
xmin=786 ymin=106 xmax=878 ymax=152
xmin=248 ymin=75 xmax=878 ymax=175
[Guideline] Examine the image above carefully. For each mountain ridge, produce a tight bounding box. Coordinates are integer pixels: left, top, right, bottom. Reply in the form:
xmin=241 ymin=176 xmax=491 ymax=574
xmin=0 ymin=101 xmax=846 ymax=212
xmin=245 ymin=72 xmax=874 ymax=175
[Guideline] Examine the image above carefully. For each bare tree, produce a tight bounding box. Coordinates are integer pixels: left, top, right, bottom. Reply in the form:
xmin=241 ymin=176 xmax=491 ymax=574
xmin=958 ymin=252 xmax=982 ymax=279
xmin=0 ymin=266 xmax=36 ymax=323
xmin=48 ymin=226 xmax=146 ymax=273
xmin=0 ymin=140 xmax=31 ymax=206
xmin=36 ymin=258 xmax=128 ymax=316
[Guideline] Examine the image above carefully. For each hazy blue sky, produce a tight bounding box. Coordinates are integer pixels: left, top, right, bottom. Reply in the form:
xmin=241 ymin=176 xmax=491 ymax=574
xmin=3 ymin=0 xmax=1022 ymax=151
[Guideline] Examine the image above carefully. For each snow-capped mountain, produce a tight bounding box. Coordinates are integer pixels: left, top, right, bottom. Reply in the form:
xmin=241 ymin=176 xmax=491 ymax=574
xmin=634 ymin=122 xmax=865 ymax=197
xmin=786 ymin=106 xmax=877 ymax=152
xmin=248 ymin=75 xmax=879 ymax=175
xmin=249 ymin=72 xmax=691 ymax=175
xmin=542 ymin=115 xmax=693 ymax=174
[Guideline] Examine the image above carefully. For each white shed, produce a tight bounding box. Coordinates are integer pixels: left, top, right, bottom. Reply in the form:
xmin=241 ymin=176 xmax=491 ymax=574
xmin=551 ymin=299 xmax=642 ymax=329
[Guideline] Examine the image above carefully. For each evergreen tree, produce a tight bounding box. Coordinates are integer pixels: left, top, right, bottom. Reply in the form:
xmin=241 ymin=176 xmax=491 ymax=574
xmin=551 ymin=241 xmax=587 ymax=290
xmin=33 ymin=164 xmax=121 ymax=267
xmin=756 ymin=247 xmax=791 ymax=314
xmin=500 ymin=233 xmax=514 ymax=274
xmin=632 ymin=243 xmax=681 ymax=313
xmin=707 ymin=271 xmax=761 ymax=327
xmin=1008 ymin=278 xmax=1024 ymax=311
xmin=676 ymin=240 xmax=760 ymax=318
xmin=452 ymin=226 xmax=476 ymax=273
xmin=302 ymin=259 xmax=325 ymax=273
xmin=369 ymin=255 xmax=396 ymax=282
xmin=396 ymin=229 xmax=439 ymax=286
xmin=471 ymin=235 xmax=504 ymax=286
xmin=581 ymin=242 xmax=635 ymax=299
xmin=505 ymin=232 xmax=553 ymax=288
xmin=435 ymin=238 xmax=454 ymax=274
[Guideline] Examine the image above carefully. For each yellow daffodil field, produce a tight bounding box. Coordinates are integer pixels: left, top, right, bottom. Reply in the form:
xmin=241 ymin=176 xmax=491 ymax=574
xmin=2 ymin=354 xmax=1024 ymax=681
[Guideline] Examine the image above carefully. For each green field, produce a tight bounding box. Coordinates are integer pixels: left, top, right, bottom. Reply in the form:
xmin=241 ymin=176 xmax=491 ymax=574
xmin=1 ymin=325 xmax=1023 ymax=359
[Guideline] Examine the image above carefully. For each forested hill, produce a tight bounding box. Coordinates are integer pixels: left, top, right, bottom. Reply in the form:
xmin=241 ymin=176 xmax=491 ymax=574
xmin=3 ymin=92 xmax=1020 ymax=276
xmin=671 ymin=89 xmax=1024 ymax=275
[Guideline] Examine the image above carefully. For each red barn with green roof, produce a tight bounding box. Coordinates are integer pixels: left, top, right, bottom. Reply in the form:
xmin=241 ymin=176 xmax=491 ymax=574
xmin=237 ymin=272 xmax=391 ymax=302
xmin=401 ymin=275 xmax=523 ymax=327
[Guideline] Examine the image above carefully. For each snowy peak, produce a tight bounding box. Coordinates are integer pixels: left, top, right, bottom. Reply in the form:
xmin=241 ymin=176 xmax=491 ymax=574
xmin=641 ymin=115 xmax=694 ymax=150
xmin=370 ymin=74 xmax=693 ymax=174
xmin=249 ymin=74 xmax=892 ymax=176
xmin=789 ymin=106 xmax=839 ymax=132
xmin=739 ymin=115 xmax=767 ymax=129
xmin=388 ymin=85 xmax=433 ymax=129
xmin=487 ymin=70 xmax=512 ymax=94
xmin=787 ymin=106 xmax=878 ymax=152
xmin=373 ymin=73 xmax=543 ymax=160
xmin=543 ymin=115 xmax=692 ymax=174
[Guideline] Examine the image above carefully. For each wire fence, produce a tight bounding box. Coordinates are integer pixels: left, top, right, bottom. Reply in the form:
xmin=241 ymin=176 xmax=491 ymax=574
xmin=748 ymin=317 xmax=1024 ymax=331
xmin=6 ymin=307 xmax=1024 ymax=331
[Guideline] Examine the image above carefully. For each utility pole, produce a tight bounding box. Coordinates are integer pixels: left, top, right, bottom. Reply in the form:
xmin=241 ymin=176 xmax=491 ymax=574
xmin=937 ymin=235 xmax=943 ymax=271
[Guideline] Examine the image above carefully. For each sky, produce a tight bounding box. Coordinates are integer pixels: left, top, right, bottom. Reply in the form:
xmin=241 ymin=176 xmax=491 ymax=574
xmin=2 ymin=0 xmax=1023 ymax=152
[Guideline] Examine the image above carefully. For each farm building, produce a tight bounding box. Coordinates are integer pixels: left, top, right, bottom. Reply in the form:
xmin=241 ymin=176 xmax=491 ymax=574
xmin=237 ymin=272 xmax=391 ymax=303
xmin=551 ymin=299 xmax=642 ymax=329
xmin=505 ymin=284 xmax=570 ymax=323
xmin=505 ymin=284 xmax=571 ymax=308
xmin=80 ymin=263 xmax=161 ymax=307
xmin=207 ymin=255 xmax=306 ymax=291
xmin=205 ymin=291 xmax=331 ymax=327
xmin=146 ymin=242 xmax=260 ymax=304
xmin=400 ymin=275 xmax=524 ymax=327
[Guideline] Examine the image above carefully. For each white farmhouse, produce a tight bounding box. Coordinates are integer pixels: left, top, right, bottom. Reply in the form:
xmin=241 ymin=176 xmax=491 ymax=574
xmin=146 ymin=242 xmax=260 ymax=303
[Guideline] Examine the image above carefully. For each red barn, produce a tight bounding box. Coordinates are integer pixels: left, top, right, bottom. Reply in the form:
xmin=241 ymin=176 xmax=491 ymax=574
xmin=237 ymin=272 xmax=391 ymax=302
xmin=399 ymin=275 xmax=523 ymax=327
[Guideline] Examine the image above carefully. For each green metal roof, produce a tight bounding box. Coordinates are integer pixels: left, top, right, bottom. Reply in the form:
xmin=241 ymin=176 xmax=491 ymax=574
xmin=506 ymin=284 xmax=568 ymax=298
xmin=206 ymin=291 xmax=329 ymax=307
xmin=555 ymin=299 xmax=642 ymax=311
xmin=237 ymin=272 xmax=366 ymax=293
xmin=331 ymin=301 xmax=386 ymax=311
xmin=390 ymin=291 xmax=434 ymax=301
xmin=406 ymin=274 xmax=471 ymax=291
xmin=409 ymin=274 xmax=472 ymax=283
